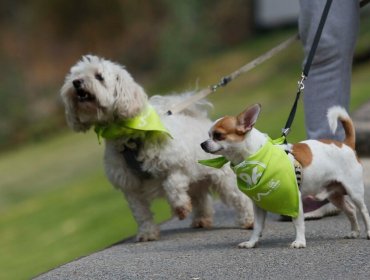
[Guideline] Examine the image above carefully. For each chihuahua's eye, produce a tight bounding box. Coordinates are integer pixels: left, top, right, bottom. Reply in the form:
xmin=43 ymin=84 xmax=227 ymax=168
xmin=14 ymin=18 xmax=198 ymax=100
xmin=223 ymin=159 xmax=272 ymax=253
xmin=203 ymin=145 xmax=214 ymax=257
xmin=213 ymin=131 xmax=225 ymax=141
xmin=95 ymin=73 xmax=104 ymax=82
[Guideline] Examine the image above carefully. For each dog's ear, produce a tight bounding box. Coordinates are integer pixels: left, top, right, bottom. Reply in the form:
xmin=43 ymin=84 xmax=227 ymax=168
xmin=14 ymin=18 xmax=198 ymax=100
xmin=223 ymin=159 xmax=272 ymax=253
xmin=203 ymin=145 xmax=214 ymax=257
xmin=236 ymin=104 xmax=261 ymax=134
xmin=113 ymin=68 xmax=148 ymax=119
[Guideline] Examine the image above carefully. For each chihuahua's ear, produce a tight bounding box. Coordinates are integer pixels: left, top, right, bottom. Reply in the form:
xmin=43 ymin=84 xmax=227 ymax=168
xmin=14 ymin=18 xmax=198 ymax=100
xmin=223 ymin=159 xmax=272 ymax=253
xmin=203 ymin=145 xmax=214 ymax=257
xmin=236 ymin=104 xmax=261 ymax=134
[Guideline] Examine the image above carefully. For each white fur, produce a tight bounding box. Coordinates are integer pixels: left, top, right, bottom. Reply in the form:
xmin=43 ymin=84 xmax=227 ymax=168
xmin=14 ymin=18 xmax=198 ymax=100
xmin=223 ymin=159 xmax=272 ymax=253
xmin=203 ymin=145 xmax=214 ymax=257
xmin=202 ymin=104 xmax=370 ymax=248
xmin=61 ymin=55 xmax=254 ymax=241
xmin=327 ymin=105 xmax=350 ymax=134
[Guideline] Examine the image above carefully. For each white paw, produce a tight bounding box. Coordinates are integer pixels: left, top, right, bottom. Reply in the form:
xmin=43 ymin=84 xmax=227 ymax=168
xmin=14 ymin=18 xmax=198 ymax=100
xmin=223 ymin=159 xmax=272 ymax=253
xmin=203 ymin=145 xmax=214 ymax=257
xmin=345 ymin=231 xmax=360 ymax=239
xmin=367 ymin=231 xmax=370 ymax=240
xmin=290 ymin=240 xmax=306 ymax=249
xmin=238 ymin=241 xmax=257 ymax=249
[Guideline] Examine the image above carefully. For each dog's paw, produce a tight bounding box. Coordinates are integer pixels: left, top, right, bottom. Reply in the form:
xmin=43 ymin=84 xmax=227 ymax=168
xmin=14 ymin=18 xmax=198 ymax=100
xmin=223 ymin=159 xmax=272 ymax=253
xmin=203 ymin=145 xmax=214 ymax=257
xmin=175 ymin=204 xmax=192 ymax=220
xmin=367 ymin=231 xmax=370 ymax=240
xmin=238 ymin=241 xmax=257 ymax=249
xmin=192 ymin=217 xmax=213 ymax=229
xmin=242 ymin=221 xmax=254 ymax=230
xmin=345 ymin=230 xmax=360 ymax=239
xmin=136 ymin=231 xmax=160 ymax=242
xmin=290 ymin=240 xmax=306 ymax=249
xmin=136 ymin=224 xmax=160 ymax=242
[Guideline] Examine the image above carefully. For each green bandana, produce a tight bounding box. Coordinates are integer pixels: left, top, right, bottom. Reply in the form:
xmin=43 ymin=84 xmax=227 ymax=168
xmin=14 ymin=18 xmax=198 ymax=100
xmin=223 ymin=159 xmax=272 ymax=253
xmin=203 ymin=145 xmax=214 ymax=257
xmin=199 ymin=137 xmax=299 ymax=217
xmin=94 ymin=105 xmax=172 ymax=143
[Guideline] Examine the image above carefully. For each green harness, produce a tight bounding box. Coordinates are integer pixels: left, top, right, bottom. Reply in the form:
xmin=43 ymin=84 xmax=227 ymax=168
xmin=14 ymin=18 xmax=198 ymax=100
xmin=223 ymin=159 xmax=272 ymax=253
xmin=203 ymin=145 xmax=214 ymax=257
xmin=199 ymin=137 xmax=299 ymax=217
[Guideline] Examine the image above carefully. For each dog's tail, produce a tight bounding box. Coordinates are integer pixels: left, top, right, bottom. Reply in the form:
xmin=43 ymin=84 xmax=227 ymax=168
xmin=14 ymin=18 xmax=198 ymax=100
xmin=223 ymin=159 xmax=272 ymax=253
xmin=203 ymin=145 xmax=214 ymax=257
xmin=327 ymin=106 xmax=355 ymax=149
xmin=150 ymin=92 xmax=213 ymax=118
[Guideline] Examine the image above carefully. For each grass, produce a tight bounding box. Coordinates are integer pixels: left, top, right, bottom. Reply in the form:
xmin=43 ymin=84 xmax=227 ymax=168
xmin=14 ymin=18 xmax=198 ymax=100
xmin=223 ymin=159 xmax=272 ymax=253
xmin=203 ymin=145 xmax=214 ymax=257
xmin=1 ymin=17 xmax=370 ymax=279
xmin=0 ymin=132 xmax=171 ymax=279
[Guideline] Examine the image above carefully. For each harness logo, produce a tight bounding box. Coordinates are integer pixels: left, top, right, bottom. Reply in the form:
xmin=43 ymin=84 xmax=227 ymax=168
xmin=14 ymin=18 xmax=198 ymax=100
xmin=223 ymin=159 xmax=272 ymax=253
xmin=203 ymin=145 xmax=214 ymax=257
xmin=252 ymin=179 xmax=281 ymax=202
xmin=235 ymin=160 xmax=281 ymax=202
xmin=236 ymin=161 xmax=266 ymax=188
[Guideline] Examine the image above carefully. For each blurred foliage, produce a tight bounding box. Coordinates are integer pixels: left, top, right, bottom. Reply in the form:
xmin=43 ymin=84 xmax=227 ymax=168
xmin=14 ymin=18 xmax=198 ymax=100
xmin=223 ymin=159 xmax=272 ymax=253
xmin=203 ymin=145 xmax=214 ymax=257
xmin=0 ymin=0 xmax=253 ymax=151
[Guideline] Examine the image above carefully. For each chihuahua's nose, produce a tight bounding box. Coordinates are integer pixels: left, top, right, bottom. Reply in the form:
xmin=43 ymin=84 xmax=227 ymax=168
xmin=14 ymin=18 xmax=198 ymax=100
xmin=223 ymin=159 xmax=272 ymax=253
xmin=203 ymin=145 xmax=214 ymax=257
xmin=73 ymin=79 xmax=83 ymax=89
xmin=200 ymin=141 xmax=207 ymax=151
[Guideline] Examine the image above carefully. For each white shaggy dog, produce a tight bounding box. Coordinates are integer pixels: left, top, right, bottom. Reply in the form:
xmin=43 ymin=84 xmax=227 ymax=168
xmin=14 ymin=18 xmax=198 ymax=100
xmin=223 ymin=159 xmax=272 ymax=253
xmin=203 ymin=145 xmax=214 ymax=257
xmin=60 ymin=55 xmax=253 ymax=241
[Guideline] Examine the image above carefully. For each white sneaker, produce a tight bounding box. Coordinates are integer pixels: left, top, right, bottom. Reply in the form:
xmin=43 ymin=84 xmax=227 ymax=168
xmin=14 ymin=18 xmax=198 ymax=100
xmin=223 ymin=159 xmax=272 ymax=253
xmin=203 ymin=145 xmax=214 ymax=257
xmin=304 ymin=199 xmax=341 ymax=220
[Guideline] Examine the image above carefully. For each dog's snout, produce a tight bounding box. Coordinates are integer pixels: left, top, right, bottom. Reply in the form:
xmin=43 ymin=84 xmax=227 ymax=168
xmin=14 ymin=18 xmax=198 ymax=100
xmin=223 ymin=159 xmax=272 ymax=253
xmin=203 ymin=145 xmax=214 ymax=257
xmin=73 ymin=79 xmax=83 ymax=89
xmin=200 ymin=141 xmax=207 ymax=151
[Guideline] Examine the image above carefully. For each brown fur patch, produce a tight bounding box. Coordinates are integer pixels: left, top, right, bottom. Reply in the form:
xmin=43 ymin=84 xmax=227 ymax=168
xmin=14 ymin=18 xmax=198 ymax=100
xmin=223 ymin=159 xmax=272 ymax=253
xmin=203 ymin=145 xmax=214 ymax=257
xmin=340 ymin=117 xmax=356 ymax=150
xmin=291 ymin=143 xmax=313 ymax=167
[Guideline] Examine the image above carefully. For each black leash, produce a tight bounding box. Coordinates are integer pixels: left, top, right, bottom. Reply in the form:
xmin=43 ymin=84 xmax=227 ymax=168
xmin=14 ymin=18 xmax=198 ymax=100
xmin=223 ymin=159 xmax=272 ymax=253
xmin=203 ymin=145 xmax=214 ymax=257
xmin=281 ymin=0 xmax=333 ymax=140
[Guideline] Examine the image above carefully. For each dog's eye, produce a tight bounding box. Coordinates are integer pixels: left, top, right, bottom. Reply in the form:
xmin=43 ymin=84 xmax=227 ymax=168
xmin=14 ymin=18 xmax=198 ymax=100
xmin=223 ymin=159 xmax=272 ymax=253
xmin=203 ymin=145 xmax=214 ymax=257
xmin=95 ymin=73 xmax=104 ymax=82
xmin=213 ymin=131 xmax=225 ymax=141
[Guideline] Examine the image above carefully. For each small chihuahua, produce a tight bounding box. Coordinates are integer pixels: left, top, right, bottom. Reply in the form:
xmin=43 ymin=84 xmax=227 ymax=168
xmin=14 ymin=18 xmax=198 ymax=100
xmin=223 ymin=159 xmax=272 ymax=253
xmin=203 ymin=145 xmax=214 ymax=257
xmin=201 ymin=104 xmax=370 ymax=248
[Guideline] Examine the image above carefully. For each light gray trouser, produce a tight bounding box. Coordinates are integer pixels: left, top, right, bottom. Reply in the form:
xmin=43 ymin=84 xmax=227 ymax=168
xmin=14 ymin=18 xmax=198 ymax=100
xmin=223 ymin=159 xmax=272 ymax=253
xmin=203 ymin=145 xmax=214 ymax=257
xmin=298 ymin=0 xmax=360 ymax=140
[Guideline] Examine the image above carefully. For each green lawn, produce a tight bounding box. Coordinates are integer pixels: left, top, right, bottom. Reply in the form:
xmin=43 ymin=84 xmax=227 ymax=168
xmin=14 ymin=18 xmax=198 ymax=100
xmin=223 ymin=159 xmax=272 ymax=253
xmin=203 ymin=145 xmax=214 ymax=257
xmin=1 ymin=19 xmax=370 ymax=279
xmin=0 ymin=132 xmax=171 ymax=279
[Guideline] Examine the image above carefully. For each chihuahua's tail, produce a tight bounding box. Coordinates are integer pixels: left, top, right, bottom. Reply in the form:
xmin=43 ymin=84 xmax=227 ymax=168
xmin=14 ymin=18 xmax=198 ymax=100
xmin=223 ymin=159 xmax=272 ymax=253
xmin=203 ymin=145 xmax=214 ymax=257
xmin=327 ymin=106 xmax=355 ymax=149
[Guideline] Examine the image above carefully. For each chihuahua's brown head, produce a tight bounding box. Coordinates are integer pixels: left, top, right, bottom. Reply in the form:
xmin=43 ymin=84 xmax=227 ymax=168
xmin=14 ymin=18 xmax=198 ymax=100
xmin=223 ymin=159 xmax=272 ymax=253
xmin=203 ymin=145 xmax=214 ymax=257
xmin=200 ymin=104 xmax=261 ymax=155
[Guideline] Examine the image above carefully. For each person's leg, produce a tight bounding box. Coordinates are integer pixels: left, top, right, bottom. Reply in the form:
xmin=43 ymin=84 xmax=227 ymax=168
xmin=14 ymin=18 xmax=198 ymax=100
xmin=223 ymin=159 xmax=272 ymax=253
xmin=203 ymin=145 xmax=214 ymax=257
xmin=298 ymin=0 xmax=359 ymax=219
xmin=299 ymin=0 xmax=359 ymax=140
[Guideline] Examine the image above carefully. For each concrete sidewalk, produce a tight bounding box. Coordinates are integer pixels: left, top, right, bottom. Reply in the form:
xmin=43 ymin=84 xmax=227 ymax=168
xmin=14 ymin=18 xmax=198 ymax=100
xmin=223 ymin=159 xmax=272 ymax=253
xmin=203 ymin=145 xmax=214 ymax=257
xmin=36 ymin=102 xmax=370 ymax=280
xmin=37 ymin=162 xmax=370 ymax=280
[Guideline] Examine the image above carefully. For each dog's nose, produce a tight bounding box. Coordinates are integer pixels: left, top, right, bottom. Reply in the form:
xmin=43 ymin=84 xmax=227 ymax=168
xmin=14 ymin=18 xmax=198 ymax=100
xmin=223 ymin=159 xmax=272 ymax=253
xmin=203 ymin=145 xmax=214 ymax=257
xmin=73 ymin=79 xmax=83 ymax=89
xmin=200 ymin=141 xmax=207 ymax=151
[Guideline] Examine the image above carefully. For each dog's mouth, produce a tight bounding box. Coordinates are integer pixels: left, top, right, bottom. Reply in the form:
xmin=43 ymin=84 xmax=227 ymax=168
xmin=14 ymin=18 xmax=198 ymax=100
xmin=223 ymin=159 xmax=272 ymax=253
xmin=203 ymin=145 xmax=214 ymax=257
xmin=75 ymin=88 xmax=95 ymax=102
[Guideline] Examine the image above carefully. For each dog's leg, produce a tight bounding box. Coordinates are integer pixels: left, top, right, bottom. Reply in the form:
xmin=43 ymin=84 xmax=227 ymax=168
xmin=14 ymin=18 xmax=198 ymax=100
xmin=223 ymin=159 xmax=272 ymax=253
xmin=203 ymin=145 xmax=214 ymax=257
xmin=359 ymin=204 xmax=370 ymax=239
xmin=291 ymin=194 xmax=306 ymax=248
xmin=189 ymin=184 xmax=213 ymax=228
xmin=215 ymin=174 xmax=254 ymax=229
xmin=351 ymin=180 xmax=370 ymax=239
xmin=328 ymin=190 xmax=360 ymax=238
xmin=125 ymin=190 xmax=160 ymax=242
xmin=163 ymin=171 xmax=192 ymax=220
xmin=328 ymin=183 xmax=360 ymax=238
xmin=314 ymin=189 xmax=331 ymax=201
xmin=347 ymin=190 xmax=370 ymax=239
xmin=238 ymin=204 xmax=265 ymax=248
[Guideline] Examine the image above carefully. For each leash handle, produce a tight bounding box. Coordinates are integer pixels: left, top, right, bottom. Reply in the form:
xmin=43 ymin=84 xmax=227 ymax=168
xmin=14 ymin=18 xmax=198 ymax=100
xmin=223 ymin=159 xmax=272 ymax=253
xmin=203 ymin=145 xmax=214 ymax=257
xmin=282 ymin=0 xmax=333 ymax=139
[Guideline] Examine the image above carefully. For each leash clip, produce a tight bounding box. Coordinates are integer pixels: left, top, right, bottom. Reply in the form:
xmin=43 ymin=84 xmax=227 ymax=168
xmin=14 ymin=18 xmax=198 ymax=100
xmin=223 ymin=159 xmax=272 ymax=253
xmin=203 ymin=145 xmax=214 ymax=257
xmin=282 ymin=127 xmax=291 ymax=137
xmin=297 ymin=74 xmax=306 ymax=91
xmin=210 ymin=76 xmax=232 ymax=92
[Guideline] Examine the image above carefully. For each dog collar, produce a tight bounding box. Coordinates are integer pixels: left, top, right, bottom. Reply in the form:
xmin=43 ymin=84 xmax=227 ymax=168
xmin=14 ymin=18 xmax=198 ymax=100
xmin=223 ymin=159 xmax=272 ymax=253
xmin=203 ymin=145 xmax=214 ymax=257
xmin=199 ymin=136 xmax=299 ymax=217
xmin=94 ymin=105 xmax=172 ymax=143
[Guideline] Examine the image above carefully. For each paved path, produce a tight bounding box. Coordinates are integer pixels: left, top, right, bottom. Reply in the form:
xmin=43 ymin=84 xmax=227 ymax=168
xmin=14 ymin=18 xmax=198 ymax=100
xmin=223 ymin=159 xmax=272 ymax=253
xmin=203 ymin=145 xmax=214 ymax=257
xmin=37 ymin=160 xmax=370 ymax=280
xmin=36 ymin=102 xmax=370 ymax=280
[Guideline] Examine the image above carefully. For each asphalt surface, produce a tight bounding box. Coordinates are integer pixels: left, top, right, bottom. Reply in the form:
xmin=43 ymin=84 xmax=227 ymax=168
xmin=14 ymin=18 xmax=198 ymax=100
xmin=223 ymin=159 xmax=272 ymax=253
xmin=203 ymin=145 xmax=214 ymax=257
xmin=36 ymin=103 xmax=370 ymax=280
